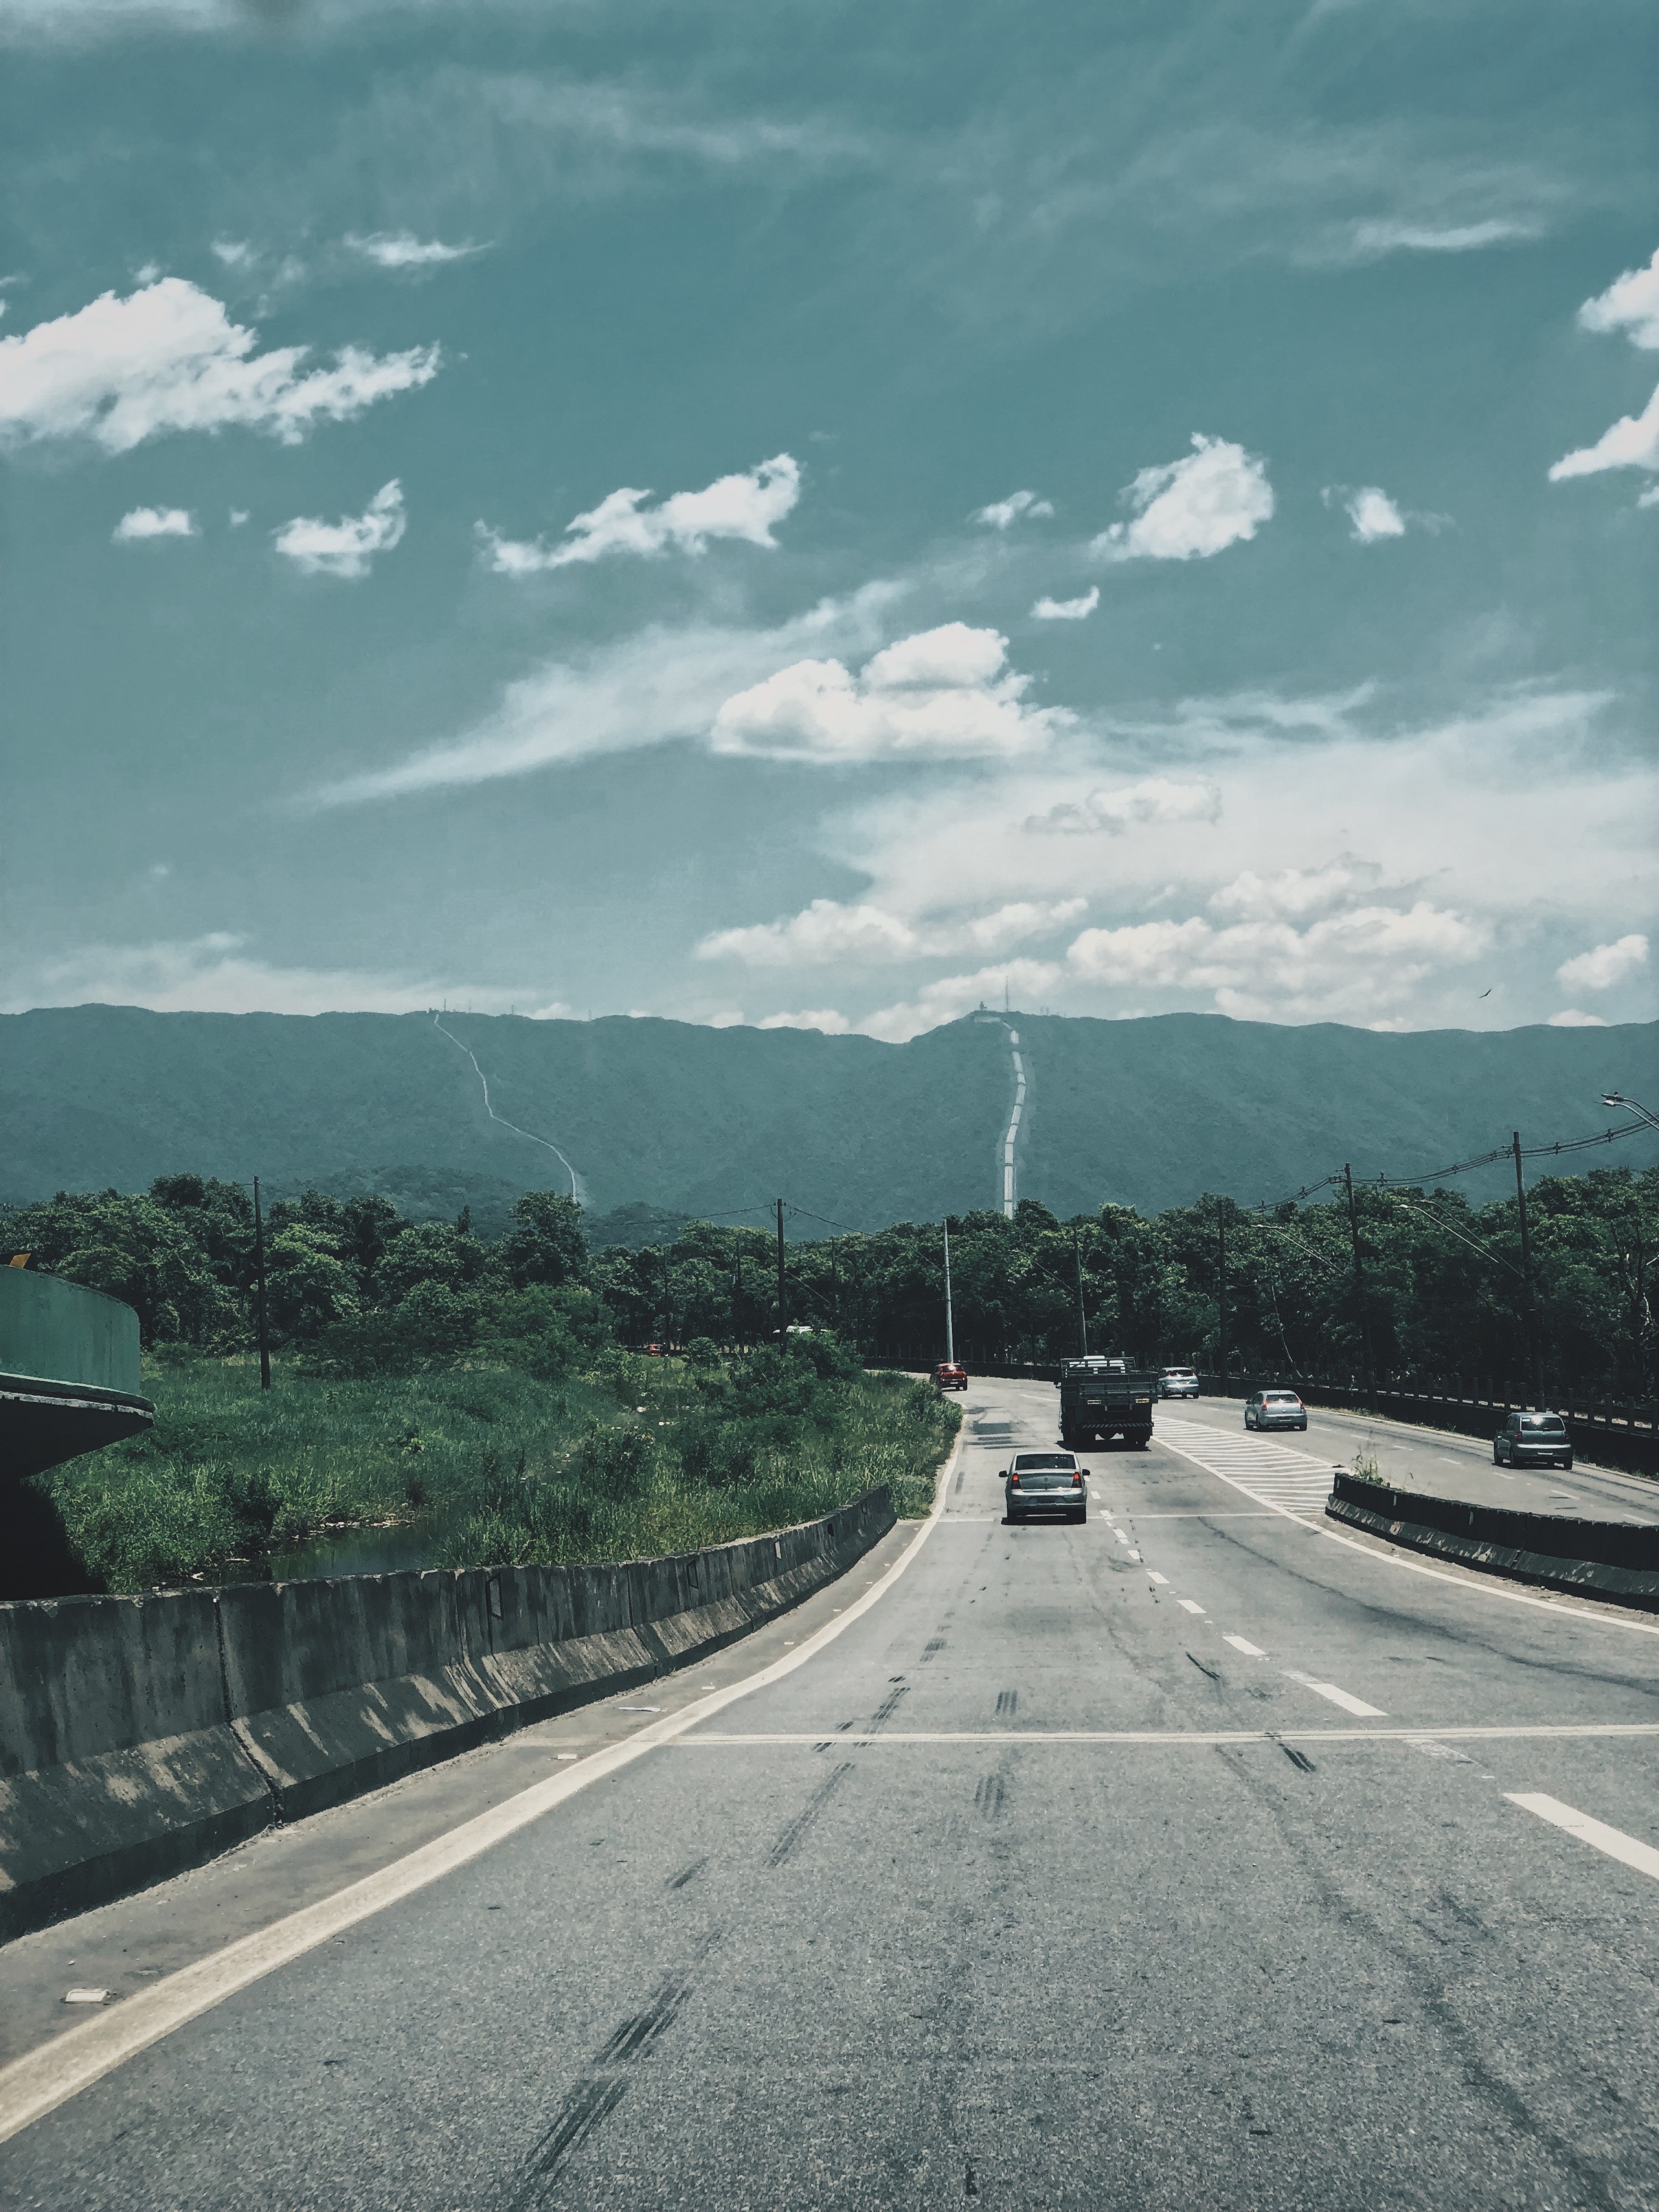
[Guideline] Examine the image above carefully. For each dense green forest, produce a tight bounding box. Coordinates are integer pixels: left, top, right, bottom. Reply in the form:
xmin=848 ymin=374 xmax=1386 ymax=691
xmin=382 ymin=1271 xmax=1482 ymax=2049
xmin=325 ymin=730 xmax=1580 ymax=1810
xmin=5 ymin=1161 xmax=1654 ymax=1401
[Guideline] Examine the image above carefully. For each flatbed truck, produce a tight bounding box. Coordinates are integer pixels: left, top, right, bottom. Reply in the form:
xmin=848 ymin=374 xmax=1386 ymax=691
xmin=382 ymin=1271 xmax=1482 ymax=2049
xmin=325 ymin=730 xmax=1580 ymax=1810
xmin=1059 ymin=1355 xmax=1156 ymax=1449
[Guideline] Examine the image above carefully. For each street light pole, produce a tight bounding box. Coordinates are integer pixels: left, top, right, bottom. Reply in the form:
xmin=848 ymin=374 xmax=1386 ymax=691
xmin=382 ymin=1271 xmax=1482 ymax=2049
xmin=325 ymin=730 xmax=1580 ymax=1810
xmin=252 ymin=1176 xmax=271 ymax=1391
xmin=1602 ymin=1091 xmax=1659 ymax=1133
xmin=1072 ymin=1224 xmax=1089 ymax=1358
xmin=943 ymin=1219 xmax=955 ymax=1364
xmin=1343 ymin=1165 xmax=1375 ymax=1411
xmin=1216 ymin=1202 xmax=1228 ymax=1396
xmin=776 ymin=1199 xmax=787 ymax=1348
xmin=1511 ymin=1131 xmax=1547 ymax=1408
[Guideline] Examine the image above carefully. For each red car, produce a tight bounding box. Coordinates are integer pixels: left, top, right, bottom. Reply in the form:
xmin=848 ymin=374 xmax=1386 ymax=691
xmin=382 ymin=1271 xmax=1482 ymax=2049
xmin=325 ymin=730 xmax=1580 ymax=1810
xmin=933 ymin=1361 xmax=968 ymax=1390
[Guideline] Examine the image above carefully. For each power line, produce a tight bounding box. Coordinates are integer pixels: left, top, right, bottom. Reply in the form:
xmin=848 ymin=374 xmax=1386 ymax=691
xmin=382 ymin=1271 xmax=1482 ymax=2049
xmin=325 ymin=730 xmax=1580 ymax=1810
xmin=1267 ymin=1116 xmax=1649 ymax=1210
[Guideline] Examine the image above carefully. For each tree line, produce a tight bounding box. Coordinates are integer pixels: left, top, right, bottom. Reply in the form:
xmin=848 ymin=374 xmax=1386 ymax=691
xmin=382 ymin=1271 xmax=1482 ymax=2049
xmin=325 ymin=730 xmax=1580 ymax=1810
xmin=3 ymin=1163 xmax=1654 ymax=1401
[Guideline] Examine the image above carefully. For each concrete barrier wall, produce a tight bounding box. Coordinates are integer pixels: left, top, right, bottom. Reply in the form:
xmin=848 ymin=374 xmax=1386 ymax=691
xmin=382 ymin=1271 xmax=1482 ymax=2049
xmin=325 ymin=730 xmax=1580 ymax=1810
xmin=0 ymin=1487 xmax=896 ymax=1941
xmin=1326 ymin=1471 xmax=1659 ymax=1610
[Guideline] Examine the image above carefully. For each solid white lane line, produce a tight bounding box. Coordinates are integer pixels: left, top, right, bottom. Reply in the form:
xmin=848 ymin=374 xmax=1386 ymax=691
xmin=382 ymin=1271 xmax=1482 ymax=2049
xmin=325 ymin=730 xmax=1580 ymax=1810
xmin=674 ymin=1724 xmax=1659 ymax=1746
xmin=1152 ymin=1429 xmax=1659 ymax=1641
xmin=1282 ymin=1669 xmax=1386 ymax=1718
xmin=1506 ymin=1794 xmax=1659 ymax=1882
xmin=1148 ymin=1570 xmax=1169 ymax=1585
xmin=0 ymin=1434 xmax=968 ymax=2146
xmin=1224 ymin=1636 xmax=1266 ymax=1656
xmin=1177 ymin=1599 xmax=1206 ymax=1615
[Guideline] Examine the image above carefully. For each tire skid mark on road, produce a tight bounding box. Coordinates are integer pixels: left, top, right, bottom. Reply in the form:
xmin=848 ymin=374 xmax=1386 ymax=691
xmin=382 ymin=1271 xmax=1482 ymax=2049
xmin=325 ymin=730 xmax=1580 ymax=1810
xmin=766 ymin=1762 xmax=855 ymax=1869
xmin=506 ymin=1937 xmax=719 ymax=2208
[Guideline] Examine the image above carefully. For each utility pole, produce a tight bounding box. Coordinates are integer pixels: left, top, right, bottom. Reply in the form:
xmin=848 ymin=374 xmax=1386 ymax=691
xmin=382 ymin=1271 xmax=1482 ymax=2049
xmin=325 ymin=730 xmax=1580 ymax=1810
xmin=1344 ymin=1164 xmax=1375 ymax=1410
xmin=1513 ymin=1132 xmax=1546 ymax=1409
xmin=661 ymin=1246 xmax=672 ymax=1352
xmin=1216 ymin=1202 xmax=1228 ymax=1396
xmin=732 ymin=1237 xmax=743 ymax=1352
xmin=252 ymin=1177 xmax=271 ymax=1391
xmin=776 ymin=1199 xmax=787 ymax=1348
xmin=943 ymin=1219 xmax=956 ymax=1364
xmin=1072 ymin=1224 xmax=1090 ymax=1358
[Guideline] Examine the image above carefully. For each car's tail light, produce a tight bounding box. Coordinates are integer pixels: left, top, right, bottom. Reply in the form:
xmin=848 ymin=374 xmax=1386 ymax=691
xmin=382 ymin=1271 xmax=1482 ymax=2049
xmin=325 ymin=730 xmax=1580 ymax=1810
xmin=1071 ymin=1471 xmax=1082 ymax=1485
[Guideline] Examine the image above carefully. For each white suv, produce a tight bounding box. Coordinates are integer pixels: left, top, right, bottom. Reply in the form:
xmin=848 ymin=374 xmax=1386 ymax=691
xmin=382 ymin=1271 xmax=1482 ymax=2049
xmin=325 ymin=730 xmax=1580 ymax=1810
xmin=1160 ymin=1367 xmax=1199 ymax=1398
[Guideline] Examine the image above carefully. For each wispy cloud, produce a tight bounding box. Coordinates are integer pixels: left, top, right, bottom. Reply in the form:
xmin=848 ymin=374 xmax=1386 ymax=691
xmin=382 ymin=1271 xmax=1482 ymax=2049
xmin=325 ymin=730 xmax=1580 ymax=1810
xmin=113 ymin=504 xmax=196 ymax=541
xmin=1092 ymin=436 xmax=1273 ymax=562
xmin=1031 ymin=588 xmax=1098 ymax=619
xmin=711 ymin=622 xmax=1069 ymax=765
xmin=974 ymin=489 xmax=1053 ymax=529
xmin=477 ymin=454 xmax=800 ymax=574
xmin=1024 ymin=777 xmax=1221 ymax=836
xmin=345 ymin=231 xmax=488 ymax=269
xmin=1551 ymin=246 xmax=1659 ymax=487
xmin=0 ymin=279 xmax=438 ymax=453
xmin=1348 ymin=217 xmax=1538 ymax=258
xmin=307 ymin=584 xmax=904 ymax=807
xmin=696 ymin=896 xmax=1086 ymax=969
xmin=4 ymin=931 xmax=506 ymax=1019
xmin=274 ymin=479 xmax=405 ymax=579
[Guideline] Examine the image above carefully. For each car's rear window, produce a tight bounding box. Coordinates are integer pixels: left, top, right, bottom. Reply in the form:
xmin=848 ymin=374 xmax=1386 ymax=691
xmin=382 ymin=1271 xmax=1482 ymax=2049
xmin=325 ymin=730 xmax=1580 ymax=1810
xmin=1521 ymin=1417 xmax=1566 ymax=1432
xmin=1164 ymin=1368 xmax=1194 ymax=1377
xmin=1013 ymin=1453 xmax=1076 ymax=1471
xmin=1265 ymin=1392 xmax=1301 ymax=1403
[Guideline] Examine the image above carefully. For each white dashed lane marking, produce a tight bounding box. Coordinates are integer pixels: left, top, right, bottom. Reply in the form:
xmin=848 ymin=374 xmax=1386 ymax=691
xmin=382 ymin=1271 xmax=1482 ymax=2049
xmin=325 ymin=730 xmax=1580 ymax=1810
xmin=1283 ymin=1668 xmax=1386 ymax=1718
xmin=1506 ymin=1794 xmax=1659 ymax=1882
xmin=1177 ymin=1599 xmax=1206 ymax=1615
xmin=1148 ymin=1571 xmax=1169 ymax=1586
xmin=1224 ymin=1635 xmax=1266 ymax=1656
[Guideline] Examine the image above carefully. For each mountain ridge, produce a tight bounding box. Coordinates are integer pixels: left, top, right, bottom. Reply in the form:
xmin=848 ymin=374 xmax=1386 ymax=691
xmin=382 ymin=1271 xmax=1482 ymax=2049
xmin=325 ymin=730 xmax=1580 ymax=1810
xmin=4 ymin=1004 xmax=1653 ymax=1232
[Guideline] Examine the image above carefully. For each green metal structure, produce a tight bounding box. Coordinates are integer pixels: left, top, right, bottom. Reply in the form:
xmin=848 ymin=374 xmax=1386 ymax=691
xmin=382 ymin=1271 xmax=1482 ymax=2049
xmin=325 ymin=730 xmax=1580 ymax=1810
xmin=1 ymin=1265 xmax=154 ymax=1481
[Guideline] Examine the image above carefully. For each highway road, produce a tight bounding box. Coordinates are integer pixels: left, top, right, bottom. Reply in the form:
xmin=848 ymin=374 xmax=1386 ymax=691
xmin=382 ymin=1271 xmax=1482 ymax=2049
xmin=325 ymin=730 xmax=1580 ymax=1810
xmin=4 ymin=1376 xmax=1658 ymax=2210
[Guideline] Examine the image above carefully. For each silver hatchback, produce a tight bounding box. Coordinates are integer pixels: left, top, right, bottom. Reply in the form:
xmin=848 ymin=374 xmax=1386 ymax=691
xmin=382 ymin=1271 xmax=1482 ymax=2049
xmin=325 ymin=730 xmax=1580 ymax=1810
xmin=1245 ymin=1390 xmax=1308 ymax=1431
xmin=1005 ymin=1451 xmax=1087 ymax=1523
xmin=1494 ymin=1411 xmax=1573 ymax=1470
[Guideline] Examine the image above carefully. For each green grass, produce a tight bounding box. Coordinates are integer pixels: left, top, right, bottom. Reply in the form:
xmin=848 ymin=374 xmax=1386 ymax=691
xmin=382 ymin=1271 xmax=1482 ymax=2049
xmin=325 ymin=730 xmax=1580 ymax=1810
xmin=43 ymin=1347 xmax=959 ymax=1592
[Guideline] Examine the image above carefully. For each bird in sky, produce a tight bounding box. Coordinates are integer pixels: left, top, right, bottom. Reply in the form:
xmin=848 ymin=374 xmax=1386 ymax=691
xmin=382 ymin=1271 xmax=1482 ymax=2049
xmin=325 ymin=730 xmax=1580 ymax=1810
xmin=1478 ymin=988 xmax=1492 ymax=999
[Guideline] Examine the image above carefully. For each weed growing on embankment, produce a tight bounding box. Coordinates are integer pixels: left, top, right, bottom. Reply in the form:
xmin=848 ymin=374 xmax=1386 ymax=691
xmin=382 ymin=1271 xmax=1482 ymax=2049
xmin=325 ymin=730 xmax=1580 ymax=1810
xmin=41 ymin=1336 xmax=958 ymax=1592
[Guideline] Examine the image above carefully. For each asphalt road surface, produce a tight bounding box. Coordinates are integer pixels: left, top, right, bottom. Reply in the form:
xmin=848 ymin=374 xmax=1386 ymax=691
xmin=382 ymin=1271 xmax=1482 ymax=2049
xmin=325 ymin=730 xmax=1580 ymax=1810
xmin=5 ymin=1377 xmax=1658 ymax=2211
xmin=1157 ymin=1392 xmax=1659 ymax=1523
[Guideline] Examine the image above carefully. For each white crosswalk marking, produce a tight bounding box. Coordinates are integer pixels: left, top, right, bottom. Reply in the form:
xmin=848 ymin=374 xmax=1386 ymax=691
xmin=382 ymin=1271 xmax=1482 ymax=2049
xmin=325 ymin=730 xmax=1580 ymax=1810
xmin=1156 ymin=1417 xmax=1338 ymax=1517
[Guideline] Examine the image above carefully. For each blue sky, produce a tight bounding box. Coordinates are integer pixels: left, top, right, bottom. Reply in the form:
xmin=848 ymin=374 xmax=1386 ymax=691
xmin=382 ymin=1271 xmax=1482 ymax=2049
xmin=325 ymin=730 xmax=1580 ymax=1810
xmin=1 ymin=0 xmax=1654 ymax=1040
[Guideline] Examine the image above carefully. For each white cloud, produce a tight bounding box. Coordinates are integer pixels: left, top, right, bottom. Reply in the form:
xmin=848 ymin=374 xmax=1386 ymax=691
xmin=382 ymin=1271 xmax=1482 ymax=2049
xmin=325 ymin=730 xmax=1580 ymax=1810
xmin=112 ymin=505 xmax=196 ymax=541
xmin=1550 ymin=248 xmax=1659 ymax=484
xmin=1549 ymin=382 xmax=1659 ymax=483
xmin=1577 ymin=247 xmax=1659 ymax=351
xmin=210 ymin=239 xmax=255 ymax=269
xmin=477 ymin=453 xmax=800 ymax=573
xmin=1031 ymin=587 xmax=1098 ymax=619
xmin=5 ymin=932 xmax=507 ymax=1018
xmin=0 ymin=279 xmax=439 ymax=454
xmin=345 ymin=232 xmax=488 ymax=269
xmin=1209 ymin=856 xmax=1385 ymax=922
xmin=974 ymin=489 xmax=1054 ymax=529
xmin=309 ymin=584 xmax=904 ymax=806
xmin=1025 ymin=776 xmax=1221 ymax=836
xmin=1064 ymin=900 xmax=1489 ymax=1022
xmin=863 ymin=958 xmax=1064 ymax=1043
xmin=756 ymin=1008 xmax=850 ymax=1033
xmin=712 ymin=622 xmax=1068 ymax=764
xmin=1092 ymin=434 xmax=1273 ymax=562
xmin=1545 ymin=1008 xmax=1609 ymax=1028
xmin=228 ymin=507 xmax=249 ymax=526
xmin=273 ymin=479 xmax=405 ymax=579
xmin=695 ymin=895 xmax=1086 ymax=968
xmin=1555 ymin=933 xmax=1649 ymax=992
xmin=1343 ymin=486 xmax=1406 ymax=543
xmin=1350 ymin=218 xmax=1537 ymax=257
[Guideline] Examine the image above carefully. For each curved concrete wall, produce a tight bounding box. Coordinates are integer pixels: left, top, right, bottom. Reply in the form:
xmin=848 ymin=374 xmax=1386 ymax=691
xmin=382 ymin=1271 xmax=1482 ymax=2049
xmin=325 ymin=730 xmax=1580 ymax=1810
xmin=0 ymin=1269 xmax=143 ymax=1399
xmin=0 ymin=1486 xmax=896 ymax=1940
